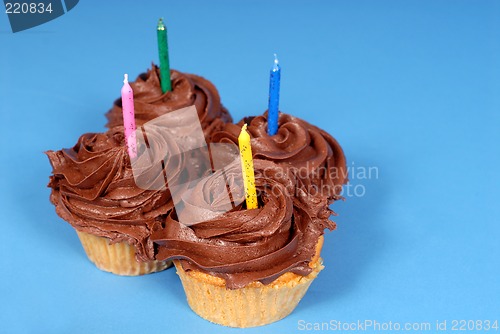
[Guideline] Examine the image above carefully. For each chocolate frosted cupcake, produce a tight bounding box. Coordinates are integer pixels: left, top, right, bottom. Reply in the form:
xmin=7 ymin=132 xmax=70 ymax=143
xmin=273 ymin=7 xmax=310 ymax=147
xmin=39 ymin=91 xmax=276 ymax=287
xmin=152 ymin=159 xmax=334 ymax=327
xmin=46 ymin=128 xmax=178 ymax=275
xmin=212 ymin=112 xmax=348 ymax=203
xmin=105 ymin=65 xmax=232 ymax=140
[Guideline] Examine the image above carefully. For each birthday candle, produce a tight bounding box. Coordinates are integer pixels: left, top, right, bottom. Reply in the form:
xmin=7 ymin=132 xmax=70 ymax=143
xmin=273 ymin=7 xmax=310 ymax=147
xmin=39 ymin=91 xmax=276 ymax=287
xmin=267 ymin=53 xmax=281 ymax=135
xmin=157 ymin=18 xmax=172 ymax=93
xmin=238 ymin=124 xmax=258 ymax=209
xmin=121 ymin=74 xmax=137 ymax=159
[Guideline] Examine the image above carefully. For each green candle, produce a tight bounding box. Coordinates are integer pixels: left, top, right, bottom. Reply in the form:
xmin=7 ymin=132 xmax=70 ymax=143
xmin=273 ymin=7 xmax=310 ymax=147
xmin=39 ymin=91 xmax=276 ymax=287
xmin=157 ymin=18 xmax=171 ymax=93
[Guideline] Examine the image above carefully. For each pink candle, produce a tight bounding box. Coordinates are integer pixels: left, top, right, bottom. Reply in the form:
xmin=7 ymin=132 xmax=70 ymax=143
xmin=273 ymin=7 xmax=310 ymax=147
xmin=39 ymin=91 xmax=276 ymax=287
xmin=121 ymin=74 xmax=137 ymax=159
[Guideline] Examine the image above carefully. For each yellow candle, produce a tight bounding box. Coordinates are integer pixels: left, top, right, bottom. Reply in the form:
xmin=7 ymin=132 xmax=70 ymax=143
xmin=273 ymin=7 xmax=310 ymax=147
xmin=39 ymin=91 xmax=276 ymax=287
xmin=238 ymin=124 xmax=258 ymax=209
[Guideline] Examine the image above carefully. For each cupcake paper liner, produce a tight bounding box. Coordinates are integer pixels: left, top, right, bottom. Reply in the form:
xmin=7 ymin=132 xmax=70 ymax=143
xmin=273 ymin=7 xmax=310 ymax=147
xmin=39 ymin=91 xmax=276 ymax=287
xmin=76 ymin=231 xmax=171 ymax=276
xmin=174 ymin=257 xmax=324 ymax=328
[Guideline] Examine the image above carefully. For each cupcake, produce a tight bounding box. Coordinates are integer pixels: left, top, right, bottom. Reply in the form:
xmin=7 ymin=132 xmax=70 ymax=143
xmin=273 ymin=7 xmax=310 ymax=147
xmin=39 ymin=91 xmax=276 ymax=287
xmin=105 ymin=65 xmax=232 ymax=141
xmin=151 ymin=159 xmax=335 ymax=327
xmin=45 ymin=127 xmax=183 ymax=275
xmin=212 ymin=112 xmax=348 ymax=203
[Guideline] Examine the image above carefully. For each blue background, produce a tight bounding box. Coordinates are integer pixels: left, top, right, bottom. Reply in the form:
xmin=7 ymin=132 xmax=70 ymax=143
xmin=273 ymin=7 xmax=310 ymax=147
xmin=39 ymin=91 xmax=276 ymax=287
xmin=1 ymin=1 xmax=499 ymax=333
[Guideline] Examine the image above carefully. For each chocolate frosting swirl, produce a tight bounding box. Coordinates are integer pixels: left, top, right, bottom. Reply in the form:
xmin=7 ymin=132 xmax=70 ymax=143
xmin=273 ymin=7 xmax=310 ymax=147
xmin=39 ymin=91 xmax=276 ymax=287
xmin=152 ymin=159 xmax=334 ymax=289
xmin=46 ymin=128 xmax=177 ymax=261
xmin=211 ymin=112 xmax=348 ymax=203
xmin=105 ymin=65 xmax=232 ymax=140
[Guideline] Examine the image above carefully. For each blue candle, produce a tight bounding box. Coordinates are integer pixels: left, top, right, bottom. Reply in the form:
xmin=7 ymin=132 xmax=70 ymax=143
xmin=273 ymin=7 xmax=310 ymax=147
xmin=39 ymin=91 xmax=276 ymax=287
xmin=267 ymin=53 xmax=281 ymax=135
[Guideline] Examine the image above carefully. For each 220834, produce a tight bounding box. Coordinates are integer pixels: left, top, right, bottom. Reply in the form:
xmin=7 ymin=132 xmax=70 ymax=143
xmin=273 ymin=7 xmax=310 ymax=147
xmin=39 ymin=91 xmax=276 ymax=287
xmin=5 ymin=2 xmax=53 ymax=14
xmin=451 ymin=320 xmax=499 ymax=331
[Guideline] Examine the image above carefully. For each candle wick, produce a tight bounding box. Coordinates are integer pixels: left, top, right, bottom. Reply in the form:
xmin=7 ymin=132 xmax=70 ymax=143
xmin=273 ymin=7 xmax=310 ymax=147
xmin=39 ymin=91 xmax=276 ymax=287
xmin=124 ymin=73 xmax=128 ymax=83
xmin=272 ymin=53 xmax=280 ymax=72
xmin=157 ymin=18 xmax=165 ymax=30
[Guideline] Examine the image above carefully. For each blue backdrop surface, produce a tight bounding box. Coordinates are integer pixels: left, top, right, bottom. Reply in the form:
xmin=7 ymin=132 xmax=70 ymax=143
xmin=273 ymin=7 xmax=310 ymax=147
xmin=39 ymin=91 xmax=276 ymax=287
xmin=1 ymin=1 xmax=499 ymax=333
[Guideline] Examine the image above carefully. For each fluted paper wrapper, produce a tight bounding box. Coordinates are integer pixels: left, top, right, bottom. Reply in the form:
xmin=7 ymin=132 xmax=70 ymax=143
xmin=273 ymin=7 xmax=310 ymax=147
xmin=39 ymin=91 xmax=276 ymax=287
xmin=174 ymin=257 xmax=323 ymax=328
xmin=76 ymin=231 xmax=171 ymax=276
